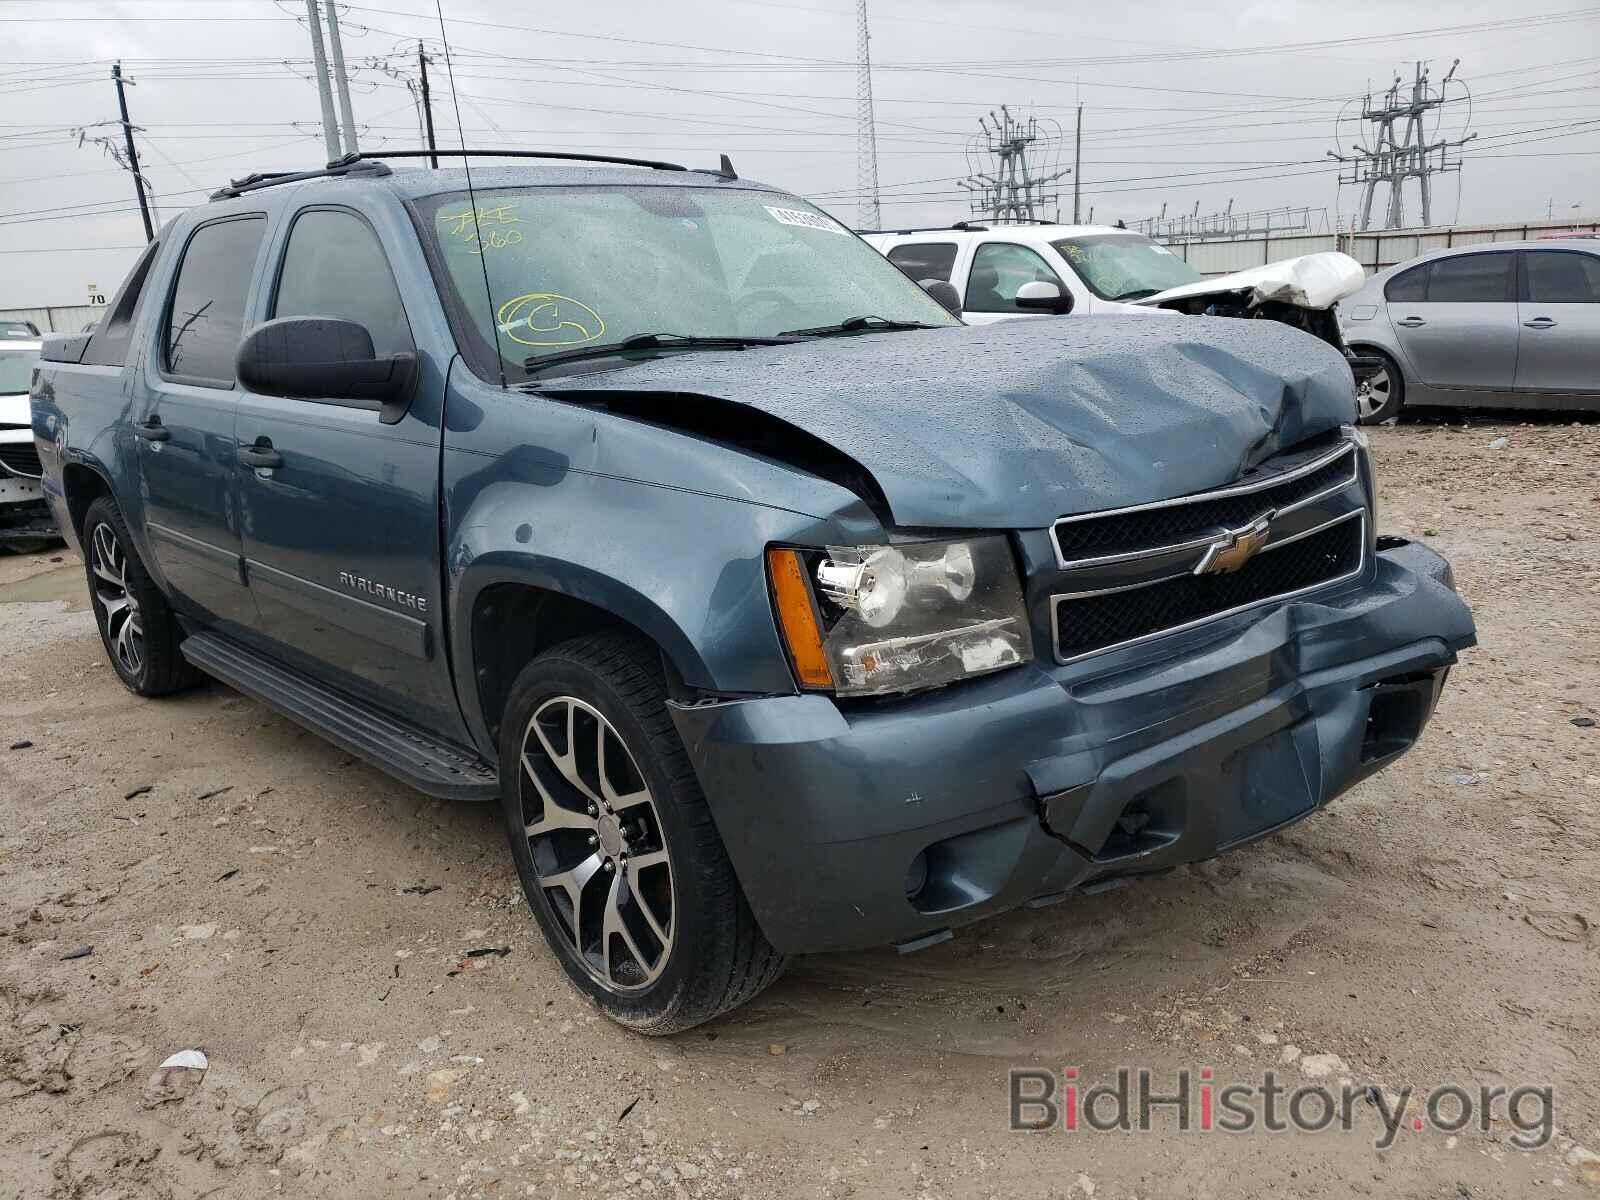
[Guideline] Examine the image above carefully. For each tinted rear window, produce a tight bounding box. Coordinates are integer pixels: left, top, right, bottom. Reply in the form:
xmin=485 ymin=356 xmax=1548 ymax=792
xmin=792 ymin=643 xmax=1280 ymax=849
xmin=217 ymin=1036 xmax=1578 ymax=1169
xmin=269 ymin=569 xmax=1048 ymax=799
xmin=886 ymin=242 xmax=958 ymax=283
xmin=1384 ymin=264 xmax=1428 ymax=303
xmin=163 ymin=215 xmax=266 ymax=385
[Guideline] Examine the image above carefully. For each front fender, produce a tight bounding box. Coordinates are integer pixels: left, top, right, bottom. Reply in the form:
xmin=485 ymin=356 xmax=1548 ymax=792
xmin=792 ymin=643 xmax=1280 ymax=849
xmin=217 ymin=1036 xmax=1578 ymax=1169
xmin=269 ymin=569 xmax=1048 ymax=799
xmin=444 ymin=466 xmax=858 ymax=752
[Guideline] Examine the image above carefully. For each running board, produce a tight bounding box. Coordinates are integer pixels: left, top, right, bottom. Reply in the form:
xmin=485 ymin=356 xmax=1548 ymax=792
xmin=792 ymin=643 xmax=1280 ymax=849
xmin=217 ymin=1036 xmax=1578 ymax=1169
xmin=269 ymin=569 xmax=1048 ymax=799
xmin=180 ymin=631 xmax=500 ymax=802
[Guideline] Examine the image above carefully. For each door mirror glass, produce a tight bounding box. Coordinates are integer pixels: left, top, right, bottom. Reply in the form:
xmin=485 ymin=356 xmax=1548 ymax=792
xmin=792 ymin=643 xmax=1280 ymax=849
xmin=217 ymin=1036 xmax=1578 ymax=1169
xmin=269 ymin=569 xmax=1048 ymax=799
xmin=1015 ymin=279 xmax=1073 ymax=313
xmin=236 ymin=317 xmax=416 ymax=423
xmin=918 ymin=278 xmax=962 ymax=315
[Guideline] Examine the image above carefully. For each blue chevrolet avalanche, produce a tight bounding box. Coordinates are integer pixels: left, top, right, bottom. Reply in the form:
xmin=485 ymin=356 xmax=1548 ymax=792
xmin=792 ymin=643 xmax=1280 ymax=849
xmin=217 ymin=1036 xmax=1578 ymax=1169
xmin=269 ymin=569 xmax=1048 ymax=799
xmin=30 ymin=153 xmax=1474 ymax=1033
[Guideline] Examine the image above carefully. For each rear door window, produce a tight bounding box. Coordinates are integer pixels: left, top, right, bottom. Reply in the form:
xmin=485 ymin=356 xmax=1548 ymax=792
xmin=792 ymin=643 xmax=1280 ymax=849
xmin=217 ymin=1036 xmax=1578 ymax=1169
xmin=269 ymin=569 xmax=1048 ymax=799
xmin=1424 ymin=252 xmax=1514 ymax=303
xmin=886 ymin=242 xmax=958 ymax=283
xmin=1383 ymin=264 xmax=1428 ymax=303
xmin=162 ymin=215 xmax=266 ymax=386
xmin=271 ymin=208 xmax=413 ymax=357
xmin=964 ymin=243 xmax=1066 ymax=313
xmin=1523 ymin=250 xmax=1600 ymax=304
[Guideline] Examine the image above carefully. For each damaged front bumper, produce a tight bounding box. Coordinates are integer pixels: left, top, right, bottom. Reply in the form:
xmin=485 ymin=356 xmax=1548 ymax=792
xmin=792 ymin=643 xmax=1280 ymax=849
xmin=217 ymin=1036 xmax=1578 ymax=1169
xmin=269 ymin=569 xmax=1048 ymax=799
xmin=0 ymin=473 xmax=57 ymax=546
xmin=671 ymin=538 xmax=1474 ymax=956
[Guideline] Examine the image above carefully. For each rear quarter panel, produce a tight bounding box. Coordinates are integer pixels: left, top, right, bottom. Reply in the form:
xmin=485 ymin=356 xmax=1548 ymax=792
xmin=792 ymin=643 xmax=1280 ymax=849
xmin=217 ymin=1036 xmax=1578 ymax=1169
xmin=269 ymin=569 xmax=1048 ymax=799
xmin=30 ymin=361 xmax=137 ymax=556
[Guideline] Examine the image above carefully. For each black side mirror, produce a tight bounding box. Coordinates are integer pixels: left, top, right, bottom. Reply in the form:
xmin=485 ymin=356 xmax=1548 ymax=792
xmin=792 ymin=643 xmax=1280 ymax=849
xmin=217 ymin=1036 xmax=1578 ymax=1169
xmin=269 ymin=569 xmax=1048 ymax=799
xmin=918 ymin=278 xmax=963 ymax=316
xmin=1014 ymin=280 xmax=1074 ymax=314
xmin=236 ymin=317 xmax=417 ymax=424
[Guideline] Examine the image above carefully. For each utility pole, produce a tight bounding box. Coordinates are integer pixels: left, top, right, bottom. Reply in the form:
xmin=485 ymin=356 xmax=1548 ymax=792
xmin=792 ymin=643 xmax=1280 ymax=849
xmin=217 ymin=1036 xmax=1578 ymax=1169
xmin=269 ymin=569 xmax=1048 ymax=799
xmin=111 ymin=62 xmax=154 ymax=243
xmin=323 ymin=0 xmax=359 ymax=155
xmin=1072 ymin=103 xmax=1082 ymax=224
xmin=1329 ymin=60 xmax=1475 ymax=231
xmin=418 ymin=42 xmax=439 ymax=168
xmin=303 ymin=0 xmax=342 ymax=163
xmin=854 ymin=0 xmax=882 ymax=230
xmin=958 ymin=107 xmax=1068 ymax=224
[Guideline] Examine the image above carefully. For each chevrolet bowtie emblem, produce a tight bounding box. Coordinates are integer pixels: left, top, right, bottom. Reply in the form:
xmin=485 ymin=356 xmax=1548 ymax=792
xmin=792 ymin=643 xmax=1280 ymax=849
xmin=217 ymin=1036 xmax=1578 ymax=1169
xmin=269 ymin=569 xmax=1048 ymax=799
xmin=1194 ymin=510 xmax=1276 ymax=576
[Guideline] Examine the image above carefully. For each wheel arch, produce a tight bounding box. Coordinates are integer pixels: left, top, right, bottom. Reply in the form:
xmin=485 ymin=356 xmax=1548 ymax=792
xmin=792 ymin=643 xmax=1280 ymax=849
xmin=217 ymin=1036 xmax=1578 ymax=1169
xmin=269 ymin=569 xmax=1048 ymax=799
xmin=453 ymin=562 xmax=717 ymax=755
xmin=60 ymin=460 xmax=114 ymax=542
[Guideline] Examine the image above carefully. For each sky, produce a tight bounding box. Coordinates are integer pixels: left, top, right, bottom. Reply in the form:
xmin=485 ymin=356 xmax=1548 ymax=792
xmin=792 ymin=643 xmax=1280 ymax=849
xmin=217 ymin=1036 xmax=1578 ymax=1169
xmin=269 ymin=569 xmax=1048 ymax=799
xmin=1 ymin=0 xmax=1596 ymax=305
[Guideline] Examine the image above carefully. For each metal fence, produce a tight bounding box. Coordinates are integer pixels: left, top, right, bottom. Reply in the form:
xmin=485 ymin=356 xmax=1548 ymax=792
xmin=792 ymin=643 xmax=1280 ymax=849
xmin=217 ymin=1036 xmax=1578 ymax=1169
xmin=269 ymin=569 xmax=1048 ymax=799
xmin=1165 ymin=219 xmax=1600 ymax=277
xmin=0 ymin=304 xmax=107 ymax=334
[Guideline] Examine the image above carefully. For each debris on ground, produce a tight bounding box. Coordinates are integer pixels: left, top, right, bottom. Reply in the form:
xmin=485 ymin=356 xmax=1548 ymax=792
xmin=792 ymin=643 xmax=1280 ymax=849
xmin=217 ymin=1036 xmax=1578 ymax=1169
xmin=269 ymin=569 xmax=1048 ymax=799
xmin=142 ymin=1049 xmax=208 ymax=1106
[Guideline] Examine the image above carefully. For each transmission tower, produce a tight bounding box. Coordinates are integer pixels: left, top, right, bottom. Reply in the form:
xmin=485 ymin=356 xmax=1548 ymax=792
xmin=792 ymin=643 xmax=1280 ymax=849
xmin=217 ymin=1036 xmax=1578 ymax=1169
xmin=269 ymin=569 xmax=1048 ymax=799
xmin=958 ymin=107 xmax=1069 ymax=224
xmin=854 ymin=0 xmax=882 ymax=230
xmin=1329 ymin=60 xmax=1476 ymax=231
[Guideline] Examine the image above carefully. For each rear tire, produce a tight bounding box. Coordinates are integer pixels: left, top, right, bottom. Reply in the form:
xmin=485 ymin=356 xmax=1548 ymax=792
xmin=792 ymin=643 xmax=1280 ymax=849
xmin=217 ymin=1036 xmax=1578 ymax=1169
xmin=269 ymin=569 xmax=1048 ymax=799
xmin=498 ymin=632 xmax=786 ymax=1034
xmin=1355 ymin=348 xmax=1404 ymax=424
xmin=81 ymin=496 xmax=200 ymax=697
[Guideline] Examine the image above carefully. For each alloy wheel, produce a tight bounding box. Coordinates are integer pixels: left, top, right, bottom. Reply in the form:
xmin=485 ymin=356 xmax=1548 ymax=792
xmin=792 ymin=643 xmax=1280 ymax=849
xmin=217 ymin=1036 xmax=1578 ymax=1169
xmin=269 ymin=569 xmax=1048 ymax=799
xmin=518 ymin=696 xmax=674 ymax=992
xmin=1356 ymin=365 xmax=1393 ymax=421
xmin=90 ymin=521 xmax=144 ymax=677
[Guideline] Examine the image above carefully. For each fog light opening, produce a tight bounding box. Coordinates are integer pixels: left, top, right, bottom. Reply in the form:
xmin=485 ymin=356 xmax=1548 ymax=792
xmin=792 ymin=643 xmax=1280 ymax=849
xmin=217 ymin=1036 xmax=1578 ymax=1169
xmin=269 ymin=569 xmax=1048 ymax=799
xmin=904 ymin=850 xmax=929 ymax=900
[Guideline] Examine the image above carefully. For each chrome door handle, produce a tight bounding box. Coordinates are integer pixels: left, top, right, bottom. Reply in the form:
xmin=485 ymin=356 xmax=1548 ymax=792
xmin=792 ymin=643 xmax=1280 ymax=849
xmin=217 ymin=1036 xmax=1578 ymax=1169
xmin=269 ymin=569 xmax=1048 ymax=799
xmin=1395 ymin=316 xmax=1426 ymax=328
xmin=1522 ymin=317 xmax=1557 ymax=329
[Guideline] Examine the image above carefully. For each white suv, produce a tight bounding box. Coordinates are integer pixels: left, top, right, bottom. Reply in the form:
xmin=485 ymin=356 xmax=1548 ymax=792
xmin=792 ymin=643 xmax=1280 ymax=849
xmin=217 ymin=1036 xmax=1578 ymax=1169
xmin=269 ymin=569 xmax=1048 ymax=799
xmin=0 ymin=338 xmax=56 ymax=551
xmin=863 ymin=222 xmax=1366 ymax=358
xmin=863 ymin=222 xmax=1202 ymax=323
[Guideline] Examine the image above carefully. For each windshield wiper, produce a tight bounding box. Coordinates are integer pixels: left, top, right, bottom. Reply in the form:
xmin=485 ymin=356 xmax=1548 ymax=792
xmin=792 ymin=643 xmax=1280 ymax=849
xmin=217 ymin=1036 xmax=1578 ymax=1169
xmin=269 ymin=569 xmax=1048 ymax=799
xmin=1110 ymin=287 xmax=1162 ymax=302
xmin=779 ymin=315 xmax=941 ymax=337
xmin=522 ymin=332 xmax=797 ymax=376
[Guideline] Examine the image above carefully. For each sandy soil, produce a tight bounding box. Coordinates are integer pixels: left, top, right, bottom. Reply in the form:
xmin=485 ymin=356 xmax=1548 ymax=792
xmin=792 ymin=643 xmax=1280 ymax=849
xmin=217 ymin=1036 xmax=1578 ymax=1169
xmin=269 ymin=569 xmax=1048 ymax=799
xmin=1 ymin=421 xmax=1597 ymax=1200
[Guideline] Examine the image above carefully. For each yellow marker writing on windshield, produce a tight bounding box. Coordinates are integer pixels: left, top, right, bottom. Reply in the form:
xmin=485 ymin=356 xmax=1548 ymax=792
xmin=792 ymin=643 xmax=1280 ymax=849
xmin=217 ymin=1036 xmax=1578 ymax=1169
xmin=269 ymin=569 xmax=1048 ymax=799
xmin=441 ymin=204 xmax=523 ymax=255
xmin=497 ymin=293 xmax=606 ymax=348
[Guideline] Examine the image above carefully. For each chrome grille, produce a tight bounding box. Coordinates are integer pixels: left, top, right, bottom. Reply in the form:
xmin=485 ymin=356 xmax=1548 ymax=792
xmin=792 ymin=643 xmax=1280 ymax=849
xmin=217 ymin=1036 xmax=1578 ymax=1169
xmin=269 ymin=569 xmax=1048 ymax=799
xmin=1048 ymin=439 xmax=1368 ymax=664
xmin=1051 ymin=444 xmax=1358 ymax=563
xmin=1053 ymin=513 xmax=1365 ymax=661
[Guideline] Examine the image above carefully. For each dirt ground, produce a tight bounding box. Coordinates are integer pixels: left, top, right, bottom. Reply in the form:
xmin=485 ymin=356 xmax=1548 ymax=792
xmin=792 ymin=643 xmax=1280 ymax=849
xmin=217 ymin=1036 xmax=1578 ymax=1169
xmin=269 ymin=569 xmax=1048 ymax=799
xmin=1 ymin=420 xmax=1597 ymax=1200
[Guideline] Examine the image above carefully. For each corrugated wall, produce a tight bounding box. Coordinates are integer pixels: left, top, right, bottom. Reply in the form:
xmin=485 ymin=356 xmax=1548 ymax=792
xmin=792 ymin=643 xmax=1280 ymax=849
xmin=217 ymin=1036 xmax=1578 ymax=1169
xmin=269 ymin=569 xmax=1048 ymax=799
xmin=0 ymin=305 xmax=106 ymax=333
xmin=1166 ymin=219 xmax=1600 ymax=278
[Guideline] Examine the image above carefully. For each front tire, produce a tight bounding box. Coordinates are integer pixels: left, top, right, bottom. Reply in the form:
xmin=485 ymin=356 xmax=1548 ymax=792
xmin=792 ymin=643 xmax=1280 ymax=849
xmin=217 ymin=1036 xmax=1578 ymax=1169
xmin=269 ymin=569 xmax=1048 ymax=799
xmin=1355 ymin=348 xmax=1404 ymax=424
xmin=81 ymin=496 xmax=199 ymax=697
xmin=498 ymin=632 xmax=786 ymax=1034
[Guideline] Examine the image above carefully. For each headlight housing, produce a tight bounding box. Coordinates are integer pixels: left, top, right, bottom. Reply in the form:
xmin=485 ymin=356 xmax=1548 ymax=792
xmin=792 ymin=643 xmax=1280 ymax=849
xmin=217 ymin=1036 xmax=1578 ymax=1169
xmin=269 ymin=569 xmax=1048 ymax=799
xmin=767 ymin=536 xmax=1032 ymax=697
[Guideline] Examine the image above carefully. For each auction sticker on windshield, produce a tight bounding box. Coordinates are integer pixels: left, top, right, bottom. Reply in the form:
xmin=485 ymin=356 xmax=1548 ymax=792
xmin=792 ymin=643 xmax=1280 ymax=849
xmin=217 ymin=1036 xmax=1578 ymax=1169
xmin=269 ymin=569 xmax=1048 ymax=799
xmin=764 ymin=206 xmax=848 ymax=235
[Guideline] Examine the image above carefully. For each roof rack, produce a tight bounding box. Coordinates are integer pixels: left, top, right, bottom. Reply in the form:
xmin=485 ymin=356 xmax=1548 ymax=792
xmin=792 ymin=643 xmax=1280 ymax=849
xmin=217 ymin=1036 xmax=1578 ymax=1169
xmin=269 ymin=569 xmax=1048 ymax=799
xmin=857 ymin=217 xmax=1080 ymax=235
xmin=208 ymin=147 xmax=738 ymax=202
xmin=210 ymin=155 xmax=390 ymax=200
xmin=363 ymin=148 xmax=690 ymax=172
xmin=855 ymin=220 xmax=1010 ymax=235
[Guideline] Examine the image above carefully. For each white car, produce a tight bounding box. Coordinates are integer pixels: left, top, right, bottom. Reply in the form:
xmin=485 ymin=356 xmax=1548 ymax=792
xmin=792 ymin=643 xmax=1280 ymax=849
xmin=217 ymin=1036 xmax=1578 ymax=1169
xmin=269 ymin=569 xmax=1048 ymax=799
xmin=863 ymin=222 xmax=1365 ymax=355
xmin=0 ymin=338 xmax=57 ymax=551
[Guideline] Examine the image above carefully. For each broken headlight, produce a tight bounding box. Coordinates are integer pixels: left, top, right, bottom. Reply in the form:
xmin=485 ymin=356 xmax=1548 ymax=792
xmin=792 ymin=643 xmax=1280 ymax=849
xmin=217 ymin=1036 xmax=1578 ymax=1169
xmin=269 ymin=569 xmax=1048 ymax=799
xmin=768 ymin=537 xmax=1032 ymax=697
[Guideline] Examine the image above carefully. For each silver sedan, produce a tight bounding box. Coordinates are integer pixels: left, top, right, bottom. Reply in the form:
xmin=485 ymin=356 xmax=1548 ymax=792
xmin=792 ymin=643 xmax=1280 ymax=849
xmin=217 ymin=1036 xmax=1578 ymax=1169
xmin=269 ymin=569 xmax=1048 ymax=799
xmin=1338 ymin=239 xmax=1600 ymax=422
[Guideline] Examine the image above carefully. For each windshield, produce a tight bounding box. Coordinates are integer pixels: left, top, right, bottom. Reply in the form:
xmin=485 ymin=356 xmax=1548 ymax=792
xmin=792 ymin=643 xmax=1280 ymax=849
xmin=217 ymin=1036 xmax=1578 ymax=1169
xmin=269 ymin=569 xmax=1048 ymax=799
xmin=417 ymin=185 xmax=958 ymax=381
xmin=0 ymin=346 xmax=38 ymax=394
xmin=1051 ymin=234 xmax=1202 ymax=302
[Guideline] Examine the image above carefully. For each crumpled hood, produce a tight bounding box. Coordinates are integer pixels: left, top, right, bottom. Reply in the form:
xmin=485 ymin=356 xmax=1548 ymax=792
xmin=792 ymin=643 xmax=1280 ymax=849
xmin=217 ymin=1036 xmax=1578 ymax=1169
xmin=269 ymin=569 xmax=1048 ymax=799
xmin=1133 ymin=251 xmax=1366 ymax=311
xmin=548 ymin=316 xmax=1357 ymax=529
